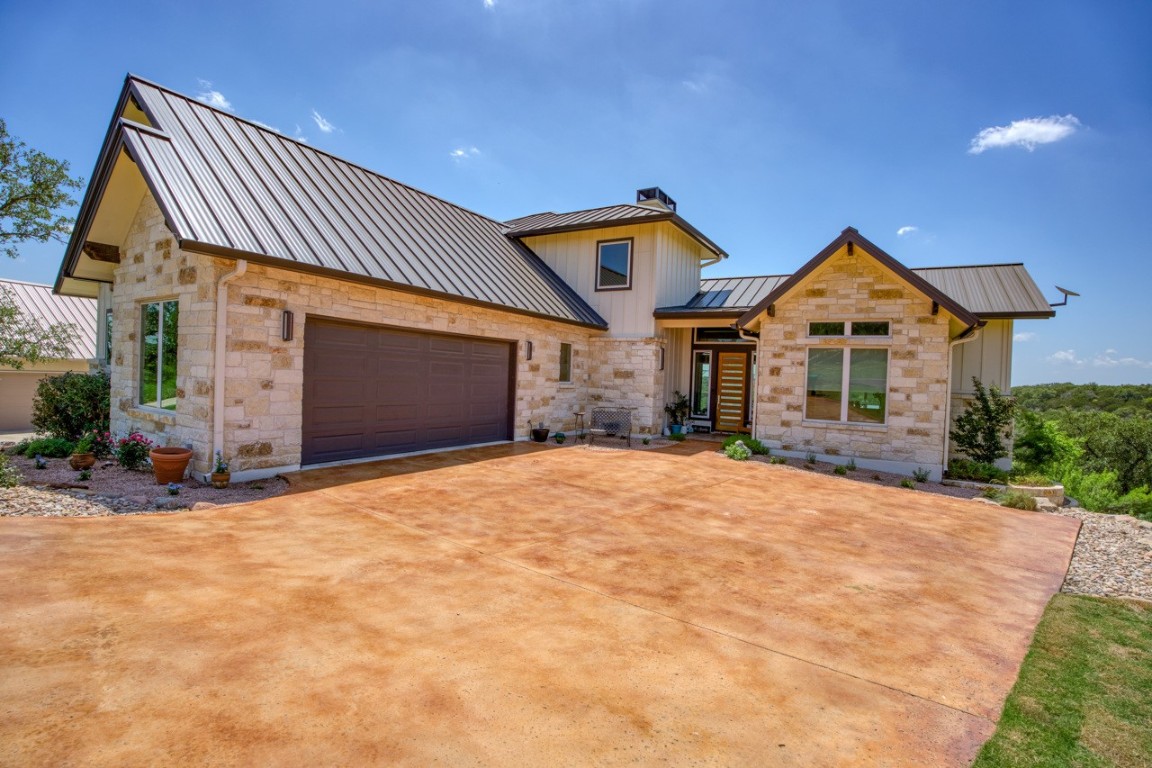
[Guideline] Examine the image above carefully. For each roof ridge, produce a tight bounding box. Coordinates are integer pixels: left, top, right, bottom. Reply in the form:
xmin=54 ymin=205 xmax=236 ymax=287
xmin=911 ymin=263 xmax=1026 ymax=270
xmin=0 ymin=277 xmax=55 ymax=288
xmin=702 ymin=273 xmax=790 ymax=281
xmin=126 ymin=74 xmax=510 ymax=229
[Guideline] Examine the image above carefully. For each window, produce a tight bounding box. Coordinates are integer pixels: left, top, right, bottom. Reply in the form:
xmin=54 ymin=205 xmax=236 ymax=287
xmin=691 ymin=350 xmax=712 ymax=417
xmin=807 ymin=321 xmax=890 ymax=337
xmin=805 ymin=348 xmax=888 ymax=424
xmin=559 ymin=342 xmax=572 ymax=383
xmin=140 ymin=300 xmax=179 ymax=410
xmin=104 ymin=308 xmax=113 ymax=365
xmin=694 ymin=327 xmax=746 ymax=344
xmin=596 ymin=239 xmax=632 ymax=290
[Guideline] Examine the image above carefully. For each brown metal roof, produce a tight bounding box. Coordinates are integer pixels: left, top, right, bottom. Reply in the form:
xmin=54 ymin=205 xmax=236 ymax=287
xmin=1 ymin=279 xmax=97 ymax=359
xmin=59 ymin=76 xmax=605 ymax=329
xmin=505 ymin=204 xmax=728 ymax=259
xmin=656 ymin=262 xmax=1053 ymax=321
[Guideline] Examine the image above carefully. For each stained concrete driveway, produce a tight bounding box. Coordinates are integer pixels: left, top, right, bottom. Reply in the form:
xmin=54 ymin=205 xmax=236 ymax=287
xmin=0 ymin=443 xmax=1079 ymax=766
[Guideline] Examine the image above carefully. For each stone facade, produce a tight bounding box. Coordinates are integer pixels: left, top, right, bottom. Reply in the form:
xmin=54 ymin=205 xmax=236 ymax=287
xmin=109 ymin=194 xmax=612 ymax=477
xmin=752 ymin=244 xmax=953 ymax=477
xmin=586 ymin=337 xmax=666 ymax=434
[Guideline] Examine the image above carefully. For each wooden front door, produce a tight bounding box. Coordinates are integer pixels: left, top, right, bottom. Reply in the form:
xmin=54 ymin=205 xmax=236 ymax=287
xmin=715 ymin=352 xmax=748 ymax=432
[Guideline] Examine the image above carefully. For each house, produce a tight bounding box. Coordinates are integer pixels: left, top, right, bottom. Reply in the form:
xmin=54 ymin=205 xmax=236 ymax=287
xmin=0 ymin=279 xmax=97 ymax=432
xmin=55 ymin=75 xmax=1054 ymax=481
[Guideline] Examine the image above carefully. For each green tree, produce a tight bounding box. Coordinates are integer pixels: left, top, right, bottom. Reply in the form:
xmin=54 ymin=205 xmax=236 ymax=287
xmin=0 ymin=284 xmax=74 ymax=368
xmin=1 ymin=117 xmax=83 ymax=260
xmin=951 ymin=377 xmax=1017 ymax=465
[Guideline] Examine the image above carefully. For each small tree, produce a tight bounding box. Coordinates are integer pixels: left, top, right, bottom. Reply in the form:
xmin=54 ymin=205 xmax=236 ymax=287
xmin=1 ymin=117 xmax=84 ymax=260
xmin=951 ymin=377 xmax=1016 ymax=465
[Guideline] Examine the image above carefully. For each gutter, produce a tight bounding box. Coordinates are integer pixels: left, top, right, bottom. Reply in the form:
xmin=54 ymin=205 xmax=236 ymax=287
xmin=942 ymin=324 xmax=983 ymax=475
xmin=212 ymin=259 xmax=247 ymax=477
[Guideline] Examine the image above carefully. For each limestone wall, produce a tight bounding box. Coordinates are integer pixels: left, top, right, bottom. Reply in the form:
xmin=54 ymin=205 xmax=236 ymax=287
xmin=753 ymin=244 xmax=953 ymax=475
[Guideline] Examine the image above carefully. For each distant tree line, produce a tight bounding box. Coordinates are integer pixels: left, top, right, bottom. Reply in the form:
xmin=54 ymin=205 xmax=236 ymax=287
xmin=1013 ymin=383 xmax=1152 ymax=418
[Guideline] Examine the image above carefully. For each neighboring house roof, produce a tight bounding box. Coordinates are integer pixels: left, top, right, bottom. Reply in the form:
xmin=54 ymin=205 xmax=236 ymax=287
xmin=656 ymin=259 xmax=1054 ymax=322
xmin=504 ymin=204 xmax=728 ymax=260
xmin=1 ymin=279 xmax=97 ymax=359
xmin=57 ymin=76 xmax=607 ymax=330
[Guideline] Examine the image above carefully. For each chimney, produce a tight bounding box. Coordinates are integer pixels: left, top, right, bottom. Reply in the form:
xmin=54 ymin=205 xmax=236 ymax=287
xmin=636 ymin=187 xmax=676 ymax=212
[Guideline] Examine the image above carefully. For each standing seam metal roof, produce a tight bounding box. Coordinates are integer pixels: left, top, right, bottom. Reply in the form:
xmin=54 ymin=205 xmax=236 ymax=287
xmin=656 ymin=264 xmax=1054 ymax=319
xmin=94 ymin=77 xmax=606 ymax=328
xmin=504 ymin=204 xmax=728 ymax=258
xmin=1 ymin=279 xmax=97 ymax=359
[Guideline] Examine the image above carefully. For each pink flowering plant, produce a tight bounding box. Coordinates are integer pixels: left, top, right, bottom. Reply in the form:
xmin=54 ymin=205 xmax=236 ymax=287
xmin=88 ymin=430 xmax=116 ymax=459
xmin=115 ymin=432 xmax=154 ymax=471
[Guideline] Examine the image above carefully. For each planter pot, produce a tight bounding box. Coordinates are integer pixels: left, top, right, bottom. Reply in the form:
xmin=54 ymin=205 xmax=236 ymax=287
xmin=554 ymin=434 xmax=566 ymax=444
xmin=530 ymin=428 xmax=550 ymax=443
xmin=211 ymin=472 xmax=231 ymax=489
xmin=669 ymin=424 xmax=684 ymax=435
xmin=69 ymin=453 xmax=96 ymax=471
xmin=150 ymin=447 xmax=193 ymax=485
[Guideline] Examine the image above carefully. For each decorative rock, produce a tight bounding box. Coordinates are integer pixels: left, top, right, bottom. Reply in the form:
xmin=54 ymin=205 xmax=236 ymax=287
xmin=191 ymin=502 xmax=218 ymax=511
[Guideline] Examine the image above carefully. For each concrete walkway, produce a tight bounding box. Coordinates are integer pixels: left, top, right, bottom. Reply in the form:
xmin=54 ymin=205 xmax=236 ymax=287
xmin=0 ymin=442 xmax=1079 ymax=766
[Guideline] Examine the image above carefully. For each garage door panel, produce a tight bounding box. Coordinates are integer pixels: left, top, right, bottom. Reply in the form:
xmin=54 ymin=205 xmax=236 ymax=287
xmin=303 ymin=320 xmax=513 ymax=465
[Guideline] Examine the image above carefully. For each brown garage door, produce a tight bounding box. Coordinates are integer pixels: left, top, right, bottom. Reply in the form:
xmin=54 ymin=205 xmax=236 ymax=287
xmin=301 ymin=319 xmax=514 ymax=465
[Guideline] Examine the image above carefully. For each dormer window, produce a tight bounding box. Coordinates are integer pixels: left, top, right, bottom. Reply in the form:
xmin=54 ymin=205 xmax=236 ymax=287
xmin=596 ymin=239 xmax=633 ymax=291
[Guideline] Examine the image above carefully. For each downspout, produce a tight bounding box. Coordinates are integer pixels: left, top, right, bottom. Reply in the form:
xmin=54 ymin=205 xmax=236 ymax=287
xmin=212 ymin=259 xmax=247 ymax=477
xmin=942 ymin=324 xmax=983 ymax=475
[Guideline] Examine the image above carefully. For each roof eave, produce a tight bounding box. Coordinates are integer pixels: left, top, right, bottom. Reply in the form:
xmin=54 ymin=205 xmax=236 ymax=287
xmin=976 ymin=310 xmax=1057 ymax=320
xmin=179 ymin=240 xmax=610 ymax=331
xmin=509 ymin=212 xmax=727 ymax=259
xmin=653 ymin=309 xmax=744 ymax=320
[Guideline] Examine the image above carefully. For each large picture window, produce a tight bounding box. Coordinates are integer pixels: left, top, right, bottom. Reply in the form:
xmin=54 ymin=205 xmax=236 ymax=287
xmin=805 ymin=348 xmax=888 ymax=424
xmin=140 ymin=300 xmax=179 ymax=410
xmin=596 ymin=239 xmax=632 ymax=290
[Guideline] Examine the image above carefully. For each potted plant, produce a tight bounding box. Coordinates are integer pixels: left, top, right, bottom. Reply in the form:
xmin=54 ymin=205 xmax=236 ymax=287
xmin=529 ymin=421 xmax=550 ymax=443
xmin=211 ymin=451 xmax=231 ymax=489
xmin=664 ymin=391 xmax=690 ymax=435
xmin=553 ymin=431 xmax=566 ymax=444
xmin=69 ymin=433 xmax=97 ymax=471
xmin=150 ymin=444 xmax=194 ymax=485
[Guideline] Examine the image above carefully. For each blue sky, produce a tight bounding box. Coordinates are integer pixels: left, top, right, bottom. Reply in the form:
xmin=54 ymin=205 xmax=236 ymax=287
xmin=2 ymin=0 xmax=1149 ymax=385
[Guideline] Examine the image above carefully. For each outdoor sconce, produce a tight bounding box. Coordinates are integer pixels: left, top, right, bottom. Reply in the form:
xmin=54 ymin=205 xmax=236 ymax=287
xmin=525 ymin=340 xmax=533 ymax=360
xmin=281 ymin=310 xmax=294 ymax=341
xmin=659 ymin=347 xmax=665 ymax=371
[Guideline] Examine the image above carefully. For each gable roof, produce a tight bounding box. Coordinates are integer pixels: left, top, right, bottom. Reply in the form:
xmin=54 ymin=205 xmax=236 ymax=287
xmin=656 ymin=263 xmax=1055 ymax=320
xmin=1 ymin=279 xmax=97 ymax=360
xmin=734 ymin=228 xmax=980 ymax=328
xmin=504 ymin=204 xmax=728 ymax=260
xmin=57 ymin=75 xmax=606 ymax=329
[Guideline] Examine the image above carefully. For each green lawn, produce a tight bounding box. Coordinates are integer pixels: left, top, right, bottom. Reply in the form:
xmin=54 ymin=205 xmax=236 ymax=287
xmin=974 ymin=594 xmax=1152 ymax=768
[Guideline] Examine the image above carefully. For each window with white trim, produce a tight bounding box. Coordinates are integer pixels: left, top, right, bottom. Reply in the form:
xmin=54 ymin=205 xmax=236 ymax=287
xmin=808 ymin=320 xmax=890 ymax=337
xmin=805 ymin=347 xmax=888 ymax=424
xmin=140 ymin=299 xmax=179 ymax=410
xmin=596 ymin=239 xmax=632 ymax=290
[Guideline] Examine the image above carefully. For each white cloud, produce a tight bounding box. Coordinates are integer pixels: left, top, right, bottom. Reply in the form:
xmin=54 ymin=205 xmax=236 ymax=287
xmin=968 ymin=115 xmax=1081 ymax=154
xmin=293 ymin=125 xmax=309 ymax=144
xmin=896 ymin=226 xmax=918 ymax=237
xmin=1014 ymin=331 xmax=1036 ymax=342
xmin=450 ymin=146 xmax=482 ymax=162
xmin=251 ymin=120 xmax=281 ymax=134
xmin=1048 ymin=347 xmax=1152 ymax=369
xmin=195 ymin=80 xmax=233 ymax=112
xmin=311 ymin=110 xmax=337 ymax=134
xmin=483 ymin=0 xmax=495 ymax=7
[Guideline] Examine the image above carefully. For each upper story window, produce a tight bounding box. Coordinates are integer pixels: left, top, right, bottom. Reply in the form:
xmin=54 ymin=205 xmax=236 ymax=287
xmin=140 ymin=299 xmax=179 ymax=410
xmin=808 ymin=320 xmax=891 ymax=337
xmin=596 ymin=239 xmax=633 ymax=291
xmin=559 ymin=342 xmax=573 ymax=383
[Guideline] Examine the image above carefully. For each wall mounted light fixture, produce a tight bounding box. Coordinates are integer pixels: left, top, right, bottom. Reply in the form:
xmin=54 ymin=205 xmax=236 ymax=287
xmin=281 ymin=310 xmax=294 ymax=341
xmin=525 ymin=340 xmax=533 ymax=360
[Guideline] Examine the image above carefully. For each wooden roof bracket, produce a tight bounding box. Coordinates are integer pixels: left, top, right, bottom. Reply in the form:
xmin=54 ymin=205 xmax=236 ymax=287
xmin=82 ymin=241 xmax=121 ymax=264
xmin=932 ymin=301 xmax=939 ymax=315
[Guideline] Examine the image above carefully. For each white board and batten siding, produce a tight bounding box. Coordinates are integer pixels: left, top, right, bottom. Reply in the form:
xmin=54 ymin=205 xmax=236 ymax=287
xmin=951 ymin=319 xmax=1013 ymax=394
xmin=523 ymin=222 xmax=706 ymax=339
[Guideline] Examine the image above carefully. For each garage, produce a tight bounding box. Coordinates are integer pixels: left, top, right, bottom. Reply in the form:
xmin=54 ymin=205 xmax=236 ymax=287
xmin=301 ymin=319 xmax=514 ymax=465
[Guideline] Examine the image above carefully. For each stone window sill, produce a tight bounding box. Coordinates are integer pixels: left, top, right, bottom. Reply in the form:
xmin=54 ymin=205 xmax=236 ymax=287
xmin=801 ymin=420 xmax=887 ymax=432
xmin=125 ymin=405 xmax=178 ymax=426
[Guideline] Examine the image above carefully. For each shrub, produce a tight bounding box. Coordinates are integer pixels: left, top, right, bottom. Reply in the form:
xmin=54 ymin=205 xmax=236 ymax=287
xmin=30 ymin=370 xmax=110 ymax=440
xmin=833 ymin=465 xmax=847 ymax=476
xmin=951 ymin=377 xmax=1016 ymax=465
xmin=770 ymin=456 xmax=788 ymax=465
xmin=1103 ymin=487 xmax=1152 ymax=521
xmin=78 ymin=468 xmax=92 ymax=481
xmin=22 ymin=437 xmax=74 ymax=458
xmin=846 ymin=459 xmax=857 ymax=472
xmin=1000 ymin=491 xmax=1038 ymax=511
xmin=1013 ymin=412 xmax=1079 ymax=473
xmin=900 ymin=478 xmax=916 ymax=489
xmin=115 ymin=432 xmax=154 ymax=471
xmin=722 ymin=434 xmax=769 ymax=455
xmin=74 ymin=433 xmax=95 ymax=454
xmin=724 ymin=440 xmax=752 ymax=461
xmin=667 ymin=433 xmax=686 ymax=442
xmin=88 ymin=430 xmax=116 ymax=459
xmin=7 ymin=438 xmax=31 ymax=456
xmin=1009 ymin=472 xmax=1054 ymax=487
xmin=0 ymin=453 xmax=21 ymax=488
xmin=806 ymin=451 xmax=817 ymax=464
xmin=947 ymin=459 xmax=1008 ymax=484
xmin=1056 ymin=466 xmax=1122 ymax=512
xmin=912 ymin=467 xmax=931 ymax=483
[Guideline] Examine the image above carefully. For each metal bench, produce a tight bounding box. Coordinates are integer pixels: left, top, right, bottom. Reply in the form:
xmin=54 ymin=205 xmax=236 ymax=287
xmin=588 ymin=407 xmax=632 ymax=448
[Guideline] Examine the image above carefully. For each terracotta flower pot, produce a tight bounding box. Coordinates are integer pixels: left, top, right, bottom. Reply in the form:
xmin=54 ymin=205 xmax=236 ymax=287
xmin=211 ymin=471 xmax=231 ymax=489
xmin=150 ymin=447 xmax=193 ymax=485
xmin=69 ymin=453 xmax=96 ymax=471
